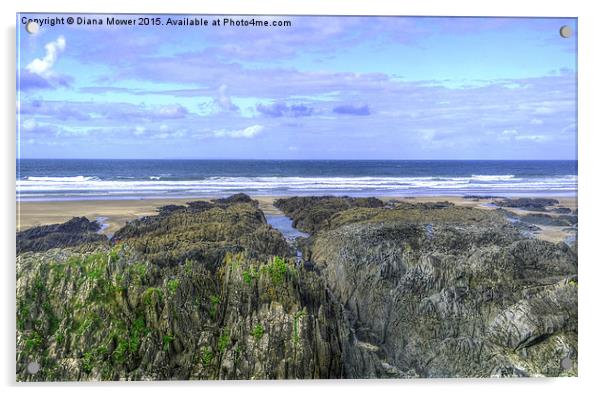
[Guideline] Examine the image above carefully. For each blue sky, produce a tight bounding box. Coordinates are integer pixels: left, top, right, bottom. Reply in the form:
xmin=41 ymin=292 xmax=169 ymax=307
xmin=17 ymin=15 xmax=577 ymax=159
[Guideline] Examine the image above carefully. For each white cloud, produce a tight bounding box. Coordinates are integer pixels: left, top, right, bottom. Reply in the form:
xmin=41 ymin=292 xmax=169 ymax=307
xmin=134 ymin=126 xmax=146 ymax=135
xmin=530 ymin=118 xmax=543 ymax=125
xmin=213 ymin=125 xmax=264 ymax=138
xmin=154 ymin=130 xmax=185 ymax=139
xmin=158 ymin=104 xmax=188 ymax=118
xmin=25 ymin=36 xmax=66 ymax=77
xmin=22 ymin=119 xmax=37 ymax=131
xmin=516 ymin=135 xmax=549 ymax=142
xmin=215 ymin=84 xmax=239 ymax=112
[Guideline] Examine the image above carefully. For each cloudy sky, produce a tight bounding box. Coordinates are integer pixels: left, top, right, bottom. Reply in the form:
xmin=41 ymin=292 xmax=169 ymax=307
xmin=17 ymin=15 xmax=577 ymax=159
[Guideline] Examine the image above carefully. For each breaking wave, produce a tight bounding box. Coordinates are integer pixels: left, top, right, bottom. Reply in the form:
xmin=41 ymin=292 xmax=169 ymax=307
xmin=17 ymin=174 xmax=578 ymax=201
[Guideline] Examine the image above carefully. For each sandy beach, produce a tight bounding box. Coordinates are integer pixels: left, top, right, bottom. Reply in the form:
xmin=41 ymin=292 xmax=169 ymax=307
xmin=16 ymin=195 xmax=577 ymax=243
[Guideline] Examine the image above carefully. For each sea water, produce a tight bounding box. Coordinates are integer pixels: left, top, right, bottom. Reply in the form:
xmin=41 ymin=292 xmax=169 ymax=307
xmin=17 ymin=159 xmax=577 ymax=201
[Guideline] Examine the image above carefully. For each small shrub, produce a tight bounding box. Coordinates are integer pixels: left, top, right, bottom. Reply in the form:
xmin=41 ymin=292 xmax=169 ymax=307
xmin=251 ymin=324 xmax=264 ymax=341
xmin=266 ymin=256 xmax=287 ymax=285
xmin=23 ymin=331 xmax=43 ymax=353
xmin=209 ymin=295 xmax=220 ymax=319
xmin=242 ymin=268 xmax=257 ymax=285
xmin=142 ymin=287 xmax=163 ymax=306
xmin=167 ymin=279 xmax=180 ymax=294
xmin=163 ymin=334 xmax=174 ymax=351
xmin=129 ymin=316 xmax=148 ymax=352
xmin=201 ymin=347 xmax=214 ymax=366
xmin=218 ymin=330 xmax=230 ymax=353
xmin=113 ymin=338 xmax=128 ymax=363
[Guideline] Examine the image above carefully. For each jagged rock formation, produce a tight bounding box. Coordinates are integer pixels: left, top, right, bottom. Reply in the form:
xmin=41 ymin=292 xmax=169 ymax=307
xmin=112 ymin=198 xmax=289 ymax=267
xmin=16 ymin=197 xmax=380 ymax=381
xmin=274 ymin=196 xmax=384 ymax=233
xmin=496 ymin=198 xmax=560 ymax=211
xmin=16 ymin=195 xmax=578 ymax=380
xmin=514 ymin=213 xmax=577 ymax=227
xmin=17 ymin=217 xmax=107 ymax=254
xmin=298 ymin=198 xmax=578 ymax=377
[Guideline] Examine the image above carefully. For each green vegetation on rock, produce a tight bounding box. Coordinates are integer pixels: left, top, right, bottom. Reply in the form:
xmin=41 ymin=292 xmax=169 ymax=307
xmin=251 ymin=324 xmax=265 ymax=341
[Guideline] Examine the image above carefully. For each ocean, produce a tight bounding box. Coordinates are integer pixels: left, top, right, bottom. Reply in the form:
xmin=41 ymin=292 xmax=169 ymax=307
xmin=16 ymin=159 xmax=578 ymax=201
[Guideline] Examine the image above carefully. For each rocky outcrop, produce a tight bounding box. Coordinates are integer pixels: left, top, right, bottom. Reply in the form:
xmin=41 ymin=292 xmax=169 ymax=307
xmin=16 ymin=195 xmax=578 ymax=380
xmin=496 ymin=198 xmax=560 ymax=211
xmin=16 ymin=196 xmax=382 ymax=381
xmin=112 ymin=198 xmax=289 ymax=267
xmin=16 ymin=246 xmax=361 ymax=380
xmin=287 ymin=197 xmax=578 ymax=377
xmin=512 ymin=213 xmax=577 ymax=227
xmin=17 ymin=217 xmax=107 ymax=254
xmin=274 ymin=196 xmax=384 ymax=233
xmin=17 ymin=199 xmax=346 ymax=380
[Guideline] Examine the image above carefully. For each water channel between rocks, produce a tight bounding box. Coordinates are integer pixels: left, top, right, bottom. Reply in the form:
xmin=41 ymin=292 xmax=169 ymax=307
xmin=265 ymin=213 xmax=309 ymax=264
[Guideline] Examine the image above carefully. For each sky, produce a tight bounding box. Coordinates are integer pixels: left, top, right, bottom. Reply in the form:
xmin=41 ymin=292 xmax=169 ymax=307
xmin=17 ymin=14 xmax=577 ymax=160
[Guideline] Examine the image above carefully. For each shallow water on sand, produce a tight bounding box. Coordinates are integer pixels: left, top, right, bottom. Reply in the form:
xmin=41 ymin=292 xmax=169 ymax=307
xmin=265 ymin=214 xmax=309 ymax=242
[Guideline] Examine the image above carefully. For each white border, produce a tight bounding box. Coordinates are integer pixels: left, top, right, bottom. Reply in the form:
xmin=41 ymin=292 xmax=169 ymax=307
xmin=2 ymin=1 xmax=601 ymax=394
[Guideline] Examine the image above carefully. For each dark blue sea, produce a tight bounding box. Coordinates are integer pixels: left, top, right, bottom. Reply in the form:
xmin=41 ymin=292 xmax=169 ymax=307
xmin=16 ymin=159 xmax=577 ymax=201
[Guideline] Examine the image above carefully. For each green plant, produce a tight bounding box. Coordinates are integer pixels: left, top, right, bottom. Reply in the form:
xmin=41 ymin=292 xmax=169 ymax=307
xmin=108 ymin=245 xmax=122 ymax=262
xmin=23 ymin=331 xmax=43 ymax=353
xmin=184 ymin=259 xmax=194 ymax=276
xmin=293 ymin=310 xmax=306 ymax=344
xmin=167 ymin=279 xmax=180 ymax=294
xmin=41 ymin=299 xmax=60 ymax=335
xmin=82 ymin=351 xmax=93 ymax=373
xmin=33 ymin=277 xmax=45 ymax=292
xmin=251 ymin=324 xmax=264 ymax=341
xmin=267 ymin=256 xmax=288 ymax=285
xmin=129 ymin=316 xmax=148 ymax=352
xmin=129 ymin=262 xmax=147 ymax=285
xmin=242 ymin=268 xmax=257 ymax=285
xmin=218 ymin=330 xmax=230 ymax=353
xmin=201 ymin=347 xmax=214 ymax=366
xmin=77 ymin=315 xmax=97 ymax=336
xmin=163 ymin=334 xmax=174 ymax=351
xmin=142 ymin=287 xmax=163 ymax=306
xmin=17 ymin=302 xmax=31 ymax=331
xmin=88 ymin=267 xmax=104 ymax=281
xmin=113 ymin=338 xmax=128 ymax=363
xmin=209 ymin=295 xmax=220 ymax=319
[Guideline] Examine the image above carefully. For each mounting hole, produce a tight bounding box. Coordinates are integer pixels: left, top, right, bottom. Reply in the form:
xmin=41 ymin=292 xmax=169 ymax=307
xmin=560 ymin=356 xmax=573 ymax=370
xmin=559 ymin=25 xmax=572 ymax=38
xmin=25 ymin=21 xmax=40 ymax=34
xmin=27 ymin=361 xmax=40 ymax=374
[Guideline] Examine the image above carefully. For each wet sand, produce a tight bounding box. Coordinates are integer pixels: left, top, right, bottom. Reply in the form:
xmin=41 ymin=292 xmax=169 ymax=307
xmin=17 ymin=195 xmax=577 ymax=243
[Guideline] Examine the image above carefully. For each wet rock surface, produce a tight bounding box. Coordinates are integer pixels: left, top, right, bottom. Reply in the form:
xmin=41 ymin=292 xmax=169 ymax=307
xmin=16 ymin=195 xmax=578 ymax=380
